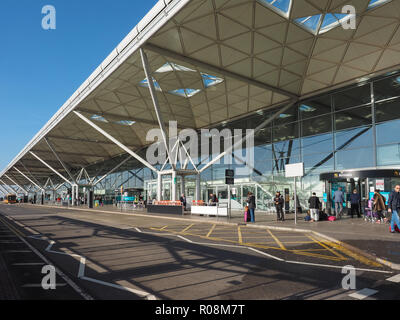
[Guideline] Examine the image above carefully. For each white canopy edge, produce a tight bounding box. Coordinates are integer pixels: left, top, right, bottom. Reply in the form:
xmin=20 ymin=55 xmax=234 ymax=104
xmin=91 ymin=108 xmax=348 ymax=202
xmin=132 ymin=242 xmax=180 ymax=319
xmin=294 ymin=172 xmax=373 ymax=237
xmin=0 ymin=0 xmax=189 ymax=178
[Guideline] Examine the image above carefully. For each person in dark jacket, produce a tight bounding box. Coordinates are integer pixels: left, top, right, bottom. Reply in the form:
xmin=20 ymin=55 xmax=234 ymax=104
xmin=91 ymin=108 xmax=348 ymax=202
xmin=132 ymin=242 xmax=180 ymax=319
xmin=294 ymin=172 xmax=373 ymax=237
xmin=373 ymin=190 xmax=386 ymax=223
xmin=246 ymin=192 xmax=256 ymax=223
xmin=388 ymin=185 xmax=400 ymax=233
xmin=349 ymin=189 xmax=361 ymax=218
xmin=274 ymin=192 xmax=285 ymax=222
xmin=180 ymin=193 xmax=187 ymax=211
xmin=308 ymin=193 xmax=321 ymax=222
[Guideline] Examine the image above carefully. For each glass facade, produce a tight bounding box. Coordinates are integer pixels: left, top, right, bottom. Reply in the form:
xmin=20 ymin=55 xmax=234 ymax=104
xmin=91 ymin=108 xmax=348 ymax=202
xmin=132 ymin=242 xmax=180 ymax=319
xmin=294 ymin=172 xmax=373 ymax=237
xmin=88 ymin=72 xmax=400 ymax=211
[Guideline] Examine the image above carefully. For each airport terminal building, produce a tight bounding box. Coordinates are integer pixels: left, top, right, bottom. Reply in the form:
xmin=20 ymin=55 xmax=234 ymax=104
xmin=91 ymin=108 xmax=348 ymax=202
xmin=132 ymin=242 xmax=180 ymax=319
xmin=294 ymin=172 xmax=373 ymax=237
xmin=1 ymin=0 xmax=400 ymax=214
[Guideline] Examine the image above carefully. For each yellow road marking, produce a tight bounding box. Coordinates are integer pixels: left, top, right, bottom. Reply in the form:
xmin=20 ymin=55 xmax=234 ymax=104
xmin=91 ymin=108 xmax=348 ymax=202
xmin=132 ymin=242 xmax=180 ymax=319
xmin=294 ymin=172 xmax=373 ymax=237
xmin=206 ymin=224 xmax=216 ymax=238
xmin=267 ymin=229 xmax=286 ymax=250
xmin=307 ymin=235 xmax=347 ymax=260
xmin=238 ymin=227 xmax=243 ymax=244
xmin=290 ymin=250 xmax=345 ymax=261
xmin=180 ymin=224 xmax=194 ymax=233
xmin=323 ymin=240 xmax=383 ymax=268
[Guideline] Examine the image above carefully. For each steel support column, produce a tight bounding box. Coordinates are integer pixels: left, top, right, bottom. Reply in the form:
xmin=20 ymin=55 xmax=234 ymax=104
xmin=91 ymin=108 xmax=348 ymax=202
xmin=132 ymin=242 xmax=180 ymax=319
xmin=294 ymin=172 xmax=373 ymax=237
xmin=29 ymin=152 xmax=72 ymax=185
xmin=3 ymin=174 xmax=28 ymax=195
xmin=44 ymin=137 xmax=76 ymax=184
xmin=73 ymin=111 xmax=158 ymax=173
xmin=157 ymin=173 xmax=162 ymax=201
xmin=171 ymin=171 xmax=177 ymax=201
xmin=14 ymin=167 xmax=45 ymax=193
xmin=140 ymin=48 xmax=172 ymax=167
xmin=0 ymin=180 xmax=17 ymax=194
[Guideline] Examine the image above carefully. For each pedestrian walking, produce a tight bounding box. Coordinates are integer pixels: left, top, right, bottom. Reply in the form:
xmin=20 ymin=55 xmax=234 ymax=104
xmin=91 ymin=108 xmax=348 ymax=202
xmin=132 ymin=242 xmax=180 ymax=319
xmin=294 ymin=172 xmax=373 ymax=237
xmin=246 ymin=192 xmax=256 ymax=223
xmin=373 ymin=190 xmax=386 ymax=223
xmin=308 ymin=192 xmax=321 ymax=222
xmin=274 ymin=192 xmax=285 ymax=222
xmin=349 ymin=189 xmax=361 ymax=218
xmin=180 ymin=193 xmax=187 ymax=211
xmin=333 ymin=187 xmax=345 ymax=219
xmin=387 ymin=185 xmax=400 ymax=233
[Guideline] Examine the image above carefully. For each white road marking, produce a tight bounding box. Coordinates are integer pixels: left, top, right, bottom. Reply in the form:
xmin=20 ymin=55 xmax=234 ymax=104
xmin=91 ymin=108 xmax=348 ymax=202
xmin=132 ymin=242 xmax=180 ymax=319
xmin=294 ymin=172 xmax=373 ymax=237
xmin=387 ymin=274 xmax=400 ymax=283
xmin=36 ymin=233 xmax=158 ymax=300
xmin=135 ymin=228 xmax=393 ymax=274
xmin=22 ymin=284 xmax=67 ymax=288
xmin=349 ymin=288 xmax=378 ymax=300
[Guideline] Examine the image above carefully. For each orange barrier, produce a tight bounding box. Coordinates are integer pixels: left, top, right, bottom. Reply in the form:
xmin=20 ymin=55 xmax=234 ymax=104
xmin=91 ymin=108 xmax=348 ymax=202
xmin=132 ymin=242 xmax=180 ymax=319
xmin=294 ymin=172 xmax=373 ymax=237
xmin=153 ymin=201 xmax=182 ymax=206
xmin=192 ymin=200 xmax=205 ymax=206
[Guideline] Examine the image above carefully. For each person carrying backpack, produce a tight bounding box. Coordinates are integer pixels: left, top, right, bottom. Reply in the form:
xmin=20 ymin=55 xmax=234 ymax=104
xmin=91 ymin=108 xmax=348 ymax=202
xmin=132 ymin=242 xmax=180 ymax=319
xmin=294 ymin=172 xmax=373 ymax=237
xmin=308 ymin=192 xmax=321 ymax=222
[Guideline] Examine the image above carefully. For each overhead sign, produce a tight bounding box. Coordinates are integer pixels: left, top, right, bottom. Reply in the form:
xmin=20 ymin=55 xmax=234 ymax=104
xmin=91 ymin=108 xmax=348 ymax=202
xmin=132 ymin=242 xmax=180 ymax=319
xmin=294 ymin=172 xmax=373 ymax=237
xmin=285 ymin=163 xmax=304 ymax=178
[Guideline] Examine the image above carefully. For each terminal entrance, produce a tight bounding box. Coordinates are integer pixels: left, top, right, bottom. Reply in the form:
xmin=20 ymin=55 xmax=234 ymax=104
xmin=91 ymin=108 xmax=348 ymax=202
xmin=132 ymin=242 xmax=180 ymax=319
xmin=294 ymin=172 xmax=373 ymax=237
xmin=320 ymin=169 xmax=400 ymax=214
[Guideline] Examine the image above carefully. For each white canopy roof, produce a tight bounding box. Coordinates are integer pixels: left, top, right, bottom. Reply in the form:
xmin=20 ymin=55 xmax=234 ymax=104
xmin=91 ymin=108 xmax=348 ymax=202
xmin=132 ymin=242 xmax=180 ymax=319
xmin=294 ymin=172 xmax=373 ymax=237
xmin=2 ymin=0 xmax=400 ymax=187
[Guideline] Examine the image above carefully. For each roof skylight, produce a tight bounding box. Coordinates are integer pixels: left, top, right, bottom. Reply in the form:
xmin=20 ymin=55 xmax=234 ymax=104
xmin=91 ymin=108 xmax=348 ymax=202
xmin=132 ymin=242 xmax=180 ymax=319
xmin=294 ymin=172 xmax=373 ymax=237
xmin=138 ymin=62 xmax=224 ymax=99
xmin=368 ymin=0 xmax=392 ymax=10
xmin=91 ymin=115 xmax=109 ymax=123
xmin=258 ymin=0 xmax=292 ymax=17
xmin=116 ymin=120 xmax=136 ymax=126
xmin=294 ymin=12 xmax=354 ymax=35
xmin=91 ymin=115 xmax=136 ymax=126
xmin=299 ymin=105 xmax=316 ymax=112
xmin=155 ymin=62 xmax=196 ymax=73
xmin=169 ymin=89 xmax=201 ymax=98
xmin=202 ymin=73 xmax=224 ymax=88
xmin=139 ymin=78 xmax=162 ymax=91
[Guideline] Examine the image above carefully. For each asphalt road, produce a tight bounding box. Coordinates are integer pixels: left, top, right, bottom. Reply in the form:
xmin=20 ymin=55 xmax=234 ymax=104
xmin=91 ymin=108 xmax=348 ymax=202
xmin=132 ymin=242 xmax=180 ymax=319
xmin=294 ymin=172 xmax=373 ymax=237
xmin=0 ymin=203 xmax=399 ymax=300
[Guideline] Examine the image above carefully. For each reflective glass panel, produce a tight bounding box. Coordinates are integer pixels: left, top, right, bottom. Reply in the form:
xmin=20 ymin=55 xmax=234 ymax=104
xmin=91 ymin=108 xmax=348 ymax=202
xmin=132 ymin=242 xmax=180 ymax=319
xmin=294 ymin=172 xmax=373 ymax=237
xmin=335 ymin=106 xmax=372 ymax=131
xmin=335 ymin=148 xmax=373 ymax=170
xmin=273 ymin=122 xmax=299 ymax=142
xmin=376 ymin=119 xmax=400 ymax=145
xmin=375 ymin=97 xmax=400 ymax=123
xmin=374 ymin=74 xmax=400 ymax=102
xmin=377 ymin=144 xmax=400 ymax=166
xmin=335 ymin=126 xmax=373 ymax=150
xmin=302 ymin=133 xmax=333 ymax=155
xmin=302 ymin=114 xmax=332 ymax=137
xmin=333 ymin=84 xmax=371 ymax=110
xmin=299 ymin=95 xmax=332 ymax=120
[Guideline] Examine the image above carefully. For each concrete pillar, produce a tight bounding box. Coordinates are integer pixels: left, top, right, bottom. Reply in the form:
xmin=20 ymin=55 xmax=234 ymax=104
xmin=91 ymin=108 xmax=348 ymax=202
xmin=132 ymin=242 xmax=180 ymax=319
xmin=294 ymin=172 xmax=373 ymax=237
xmin=180 ymin=175 xmax=185 ymax=196
xmin=195 ymin=175 xmax=201 ymax=202
xmin=87 ymin=187 xmax=94 ymax=209
xmin=157 ymin=173 xmax=162 ymax=201
xmin=171 ymin=171 xmax=177 ymax=201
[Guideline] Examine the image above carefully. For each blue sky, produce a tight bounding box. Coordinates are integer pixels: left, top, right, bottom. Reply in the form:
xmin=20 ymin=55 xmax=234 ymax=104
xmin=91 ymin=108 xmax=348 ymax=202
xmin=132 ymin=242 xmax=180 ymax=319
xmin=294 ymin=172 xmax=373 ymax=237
xmin=0 ymin=0 xmax=158 ymax=171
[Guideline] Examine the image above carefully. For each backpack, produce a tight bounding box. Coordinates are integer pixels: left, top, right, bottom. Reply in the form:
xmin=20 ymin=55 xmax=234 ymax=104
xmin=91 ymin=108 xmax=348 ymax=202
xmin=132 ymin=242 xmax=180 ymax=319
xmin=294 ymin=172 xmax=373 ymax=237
xmin=328 ymin=216 xmax=337 ymax=222
xmin=304 ymin=215 xmax=311 ymax=222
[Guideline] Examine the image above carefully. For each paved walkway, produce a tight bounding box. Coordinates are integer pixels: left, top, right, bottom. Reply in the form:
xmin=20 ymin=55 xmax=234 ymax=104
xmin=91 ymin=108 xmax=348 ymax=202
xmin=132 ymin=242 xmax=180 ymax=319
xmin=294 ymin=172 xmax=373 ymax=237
xmin=51 ymin=203 xmax=400 ymax=268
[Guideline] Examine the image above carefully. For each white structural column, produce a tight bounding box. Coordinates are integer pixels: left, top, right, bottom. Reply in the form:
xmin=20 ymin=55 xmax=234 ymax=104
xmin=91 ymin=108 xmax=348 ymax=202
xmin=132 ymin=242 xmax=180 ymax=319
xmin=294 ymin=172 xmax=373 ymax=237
xmin=13 ymin=167 xmax=45 ymax=193
xmin=3 ymin=174 xmax=28 ymax=195
xmin=73 ymin=111 xmax=158 ymax=173
xmin=195 ymin=175 xmax=201 ymax=202
xmin=180 ymin=176 xmax=185 ymax=197
xmin=139 ymin=48 xmax=172 ymax=167
xmin=93 ymin=156 xmax=132 ymax=187
xmin=171 ymin=171 xmax=177 ymax=201
xmin=0 ymin=184 xmax=10 ymax=196
xmin=30 ymin=152 xmax=72 ymax=185
xmin=44 ymin=138 xmax=76 ymax=184
xmin=0 ymin=180 xmax=16 ymax=194
xmin=157 ymin=173 xmax=162 ymax=201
